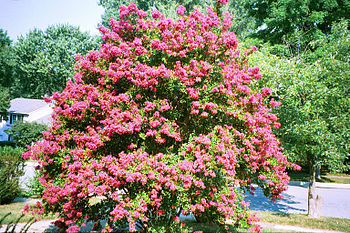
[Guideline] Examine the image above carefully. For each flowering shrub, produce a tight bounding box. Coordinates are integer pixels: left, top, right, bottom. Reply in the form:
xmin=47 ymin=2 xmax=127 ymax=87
xmin=23 ymin=1 xmax=299 ymax=232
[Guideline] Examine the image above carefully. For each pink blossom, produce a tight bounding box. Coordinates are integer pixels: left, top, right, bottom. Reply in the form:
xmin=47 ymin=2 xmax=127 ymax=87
xmin=176 ymin=5 xmax=186 ymax=16
xmin=200 ymin=111 xmax=209 ymax=118
xmin=216 ymin=0 xmax=229 ymax=5
xmin=261 ymin=87 xmax=271 ymax=97
xmin=23 ymin=3 xmax=298 ymax=233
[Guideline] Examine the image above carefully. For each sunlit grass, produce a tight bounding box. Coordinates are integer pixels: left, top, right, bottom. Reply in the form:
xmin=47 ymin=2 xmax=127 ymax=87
xmin=288 ymin=172 xmax=350 ymax=184
xmin=0 ymin=201 xmax=56 ymax=225
xmin=253 ymin=210 xmax=350 ymax=232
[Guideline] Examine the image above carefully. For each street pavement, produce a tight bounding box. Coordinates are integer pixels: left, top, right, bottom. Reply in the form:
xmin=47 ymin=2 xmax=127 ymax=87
xmin=245 ymin=182 xmax=350 ymax=219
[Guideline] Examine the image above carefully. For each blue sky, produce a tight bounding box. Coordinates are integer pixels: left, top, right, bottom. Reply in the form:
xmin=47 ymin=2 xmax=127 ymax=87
xmin=0 ymin=0 xmax=105 ymax=41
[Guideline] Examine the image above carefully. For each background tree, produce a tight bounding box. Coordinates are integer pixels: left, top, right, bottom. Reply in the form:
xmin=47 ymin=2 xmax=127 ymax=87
xmin=0 ymin=29 xmax=13 ymax=121
xmin=0 ymin=87 xmax=10 ymax=122
xmin=247 ymin=21 xmax=349 ymax=217
xmin=245 ymin=0 xmax=350 ymax=45
xmin=227 ymin=0 xmax=258 ymax=39
xmin=11 ymin=24 xmax=100 ymax=99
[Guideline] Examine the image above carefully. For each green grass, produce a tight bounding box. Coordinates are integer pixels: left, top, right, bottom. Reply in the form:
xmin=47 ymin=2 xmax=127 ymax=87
xmin=321 ymin=174 xmax=350 ymax=184
xmin=327 ymin=173 xmax=350 ymax=177
xmin=288 ymin=172 xmax=350 ymax=184
xmin=1 ymin=201 xmax=350 ymax=232
xmin=254 ymin=211 xmax=350 ymax=232
xmin=182 ymin=211 xmax=350 ymax=232
xmin=0 ymin=201 xmax=56 ymax=225
xmin=185 ymin=221 xmax=295 ymax=233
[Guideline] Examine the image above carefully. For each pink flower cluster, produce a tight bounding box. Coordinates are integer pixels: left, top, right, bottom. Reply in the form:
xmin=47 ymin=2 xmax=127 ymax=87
xmin=24 ymin=2 xmax=299 ymax=233
xmin=217 ymin=0 xmax=230 ymax=5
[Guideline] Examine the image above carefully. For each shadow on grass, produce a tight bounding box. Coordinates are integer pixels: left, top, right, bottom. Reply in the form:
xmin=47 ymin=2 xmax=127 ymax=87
xmin=184 ymin=221 xmax=246 ymax=233
xmin=271 ymin=212 xmax=291 ymax=217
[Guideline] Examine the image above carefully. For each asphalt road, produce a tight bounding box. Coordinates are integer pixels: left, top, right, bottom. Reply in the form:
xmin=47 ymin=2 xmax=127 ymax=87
xmin=245 ymin=184 xmax=350 ymax=219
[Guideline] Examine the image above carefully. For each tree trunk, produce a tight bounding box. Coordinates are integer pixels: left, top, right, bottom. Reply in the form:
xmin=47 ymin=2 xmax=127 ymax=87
xmin=316 ymin=163 xmax=321 ymax=180
xmin=307 ymin=154 xmax=323 ymax=218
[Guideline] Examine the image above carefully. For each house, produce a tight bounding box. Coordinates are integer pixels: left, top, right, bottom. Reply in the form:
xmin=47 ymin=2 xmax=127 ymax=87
xmin=0 ymin=98 xmax=53 ymax=141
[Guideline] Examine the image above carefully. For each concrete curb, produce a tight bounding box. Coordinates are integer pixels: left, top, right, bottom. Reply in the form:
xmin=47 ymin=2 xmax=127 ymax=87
xmin=288 ymin=181 xmax=350 ymax=189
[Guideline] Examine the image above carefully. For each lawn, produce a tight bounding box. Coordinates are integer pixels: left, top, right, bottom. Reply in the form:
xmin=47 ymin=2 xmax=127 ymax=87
xmin=288 ymin=172 xmax=350 ymax=184
xmin=0 ymin=201 xmax=56 ymax=225
xmin=253 ymin=211 xmax=350 ymax=233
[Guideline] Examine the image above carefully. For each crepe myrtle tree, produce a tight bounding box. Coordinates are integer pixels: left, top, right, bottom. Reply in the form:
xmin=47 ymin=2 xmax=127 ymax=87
xmin=23 ymin=1 xmax=299 ymax=232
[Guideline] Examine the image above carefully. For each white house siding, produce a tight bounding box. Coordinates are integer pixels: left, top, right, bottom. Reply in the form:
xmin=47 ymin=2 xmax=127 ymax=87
xmin=0 ymin=99 xmax=53 ymax=142
xmin=0 ymin=120 xmax=8 ymax=141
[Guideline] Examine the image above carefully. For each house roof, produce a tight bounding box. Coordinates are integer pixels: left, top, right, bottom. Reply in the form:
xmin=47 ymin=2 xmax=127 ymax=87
xmin=34 ymin=114 xmax=52 ymax=125
xmin=8 ymin=98 xmax=49 ymax=114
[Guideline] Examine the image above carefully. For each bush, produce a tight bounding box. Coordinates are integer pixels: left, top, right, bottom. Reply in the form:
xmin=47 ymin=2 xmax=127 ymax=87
xmin=0 ymin=141 xmax=16 ymax=147
xmin=5 ymin=121 xmax=47 ymax=149
xmin=0 ymin=146 xmax=24 ymax=204
xmin=24 ymin=2 xmax=299 ymax=233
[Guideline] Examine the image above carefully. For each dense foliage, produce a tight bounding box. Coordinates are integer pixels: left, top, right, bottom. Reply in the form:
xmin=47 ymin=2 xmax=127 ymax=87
xmin=248 ymin=21 xmax=350 ymax=174
xmin=11 ymin=25 xmax=100 ymax=99
xmin=5 ymin=121 xmax=47 ymax=149
xmin=24 ymin=2 xmax=298 ymax=233
xmin=0 ymin=87 xmax=10 ymax=122
xmin=0 ymin=29 xmax=12 ymax=121
xmin=0 ymin=146 xmax=24 ymax=204
xmin=245 ymin=0 xmax=350 ymax=44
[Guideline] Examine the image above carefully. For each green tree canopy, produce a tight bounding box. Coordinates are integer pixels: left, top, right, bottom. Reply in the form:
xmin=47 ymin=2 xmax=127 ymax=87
xmin=0 ymin=29 xmax=13 ymax=88
xmin=246 ymin=19 xmax=349 ymax=218
xmin=245 ymin=0 xmax=350 ymax=45
xmin=11 ymin=24 xmax=100 ymax=99
xmin=0 ymin=86 xmax=10 ymax=121
xmin=0 ymin=29 xmax=12 ymax=121
xmin=247 ymin=20 xmax=350 ymax=173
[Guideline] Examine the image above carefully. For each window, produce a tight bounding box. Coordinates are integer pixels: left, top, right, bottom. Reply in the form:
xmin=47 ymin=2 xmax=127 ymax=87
xmin=17 ymin=115 xmax=23 ymax=122
xmin=9 ymin=114 xmax=24 ymax=124
xmin=9 ymin=114 xmax=14 ymax=124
